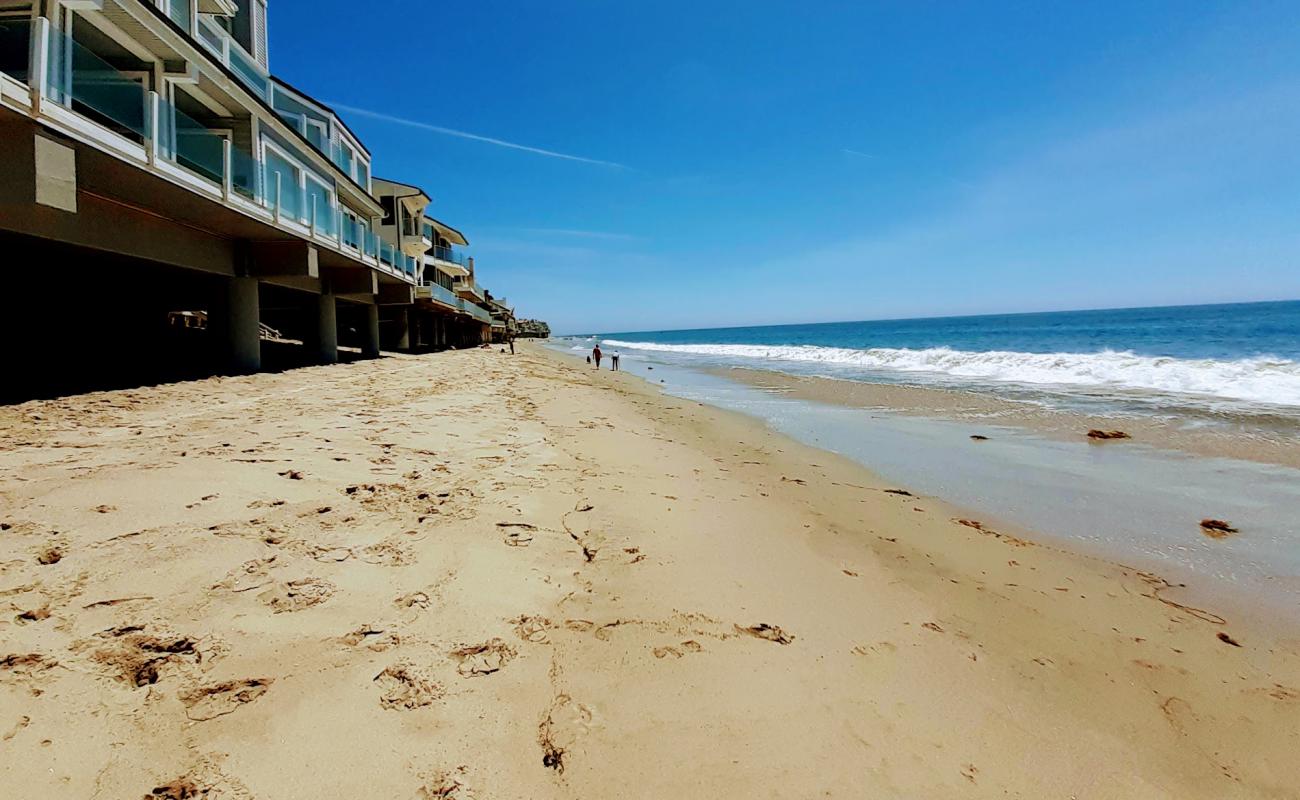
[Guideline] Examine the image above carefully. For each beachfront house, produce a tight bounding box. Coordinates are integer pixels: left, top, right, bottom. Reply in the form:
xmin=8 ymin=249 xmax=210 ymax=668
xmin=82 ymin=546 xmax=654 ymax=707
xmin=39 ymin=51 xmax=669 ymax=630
xmin=0 ymin=0 xmax=516 ymax=398
xmin=411 ymin=214 xmax=493 ymax=348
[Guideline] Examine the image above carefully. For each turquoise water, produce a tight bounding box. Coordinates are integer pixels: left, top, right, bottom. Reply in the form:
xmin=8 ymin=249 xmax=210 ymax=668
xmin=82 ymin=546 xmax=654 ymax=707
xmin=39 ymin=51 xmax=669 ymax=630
xmin=567 ymin=301 xmax=1300 ymax=418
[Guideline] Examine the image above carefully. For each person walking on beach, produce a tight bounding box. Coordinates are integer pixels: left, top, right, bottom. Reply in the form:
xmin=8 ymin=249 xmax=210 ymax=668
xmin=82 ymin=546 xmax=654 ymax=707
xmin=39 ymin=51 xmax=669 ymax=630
xmin=592 ymin=344 xmax=603 ymax=370
xmin=508 ymin=334 xmax=515 ymax=355
xmin=611 ymin=351 xmax=620 ymax=371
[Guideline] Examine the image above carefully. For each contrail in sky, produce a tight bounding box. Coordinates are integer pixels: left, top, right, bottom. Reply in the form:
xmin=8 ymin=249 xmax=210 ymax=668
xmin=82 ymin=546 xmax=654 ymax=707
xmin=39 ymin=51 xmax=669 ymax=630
xmin=328 ymin=102 xmax=626 ymax=169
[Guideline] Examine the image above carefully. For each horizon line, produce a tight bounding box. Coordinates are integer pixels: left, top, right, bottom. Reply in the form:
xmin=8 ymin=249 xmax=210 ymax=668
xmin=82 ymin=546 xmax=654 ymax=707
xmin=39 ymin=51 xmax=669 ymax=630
xmin=554 ymin=296 xmax=1298 ymax=338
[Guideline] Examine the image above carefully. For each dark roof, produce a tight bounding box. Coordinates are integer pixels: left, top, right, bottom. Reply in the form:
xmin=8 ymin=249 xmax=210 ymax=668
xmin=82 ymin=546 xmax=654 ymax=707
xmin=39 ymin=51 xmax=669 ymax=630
xmin=423 ymin=214 xmax=469 ymax=247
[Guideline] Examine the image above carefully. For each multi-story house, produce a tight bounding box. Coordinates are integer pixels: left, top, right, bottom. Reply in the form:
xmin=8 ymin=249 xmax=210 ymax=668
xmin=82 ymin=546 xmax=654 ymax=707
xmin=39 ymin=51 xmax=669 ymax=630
xmin=0 ymin=0 xmax=450 ymax=397
xmin=412 ymin=213 xmax=493 ymax=348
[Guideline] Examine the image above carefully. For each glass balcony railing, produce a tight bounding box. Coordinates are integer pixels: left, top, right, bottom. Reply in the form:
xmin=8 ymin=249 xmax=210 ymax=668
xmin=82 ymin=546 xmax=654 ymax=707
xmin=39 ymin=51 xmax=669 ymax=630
xmin=340 ymin=215 xmax=361 ymax=251
xmin=229 ymin=144 xmax=259 ymax=201
xmin=195 ymin=17 xmax=270 ymax=100
xmin=157 ymin=95 xmax=225 ymax=184
xmin=378 ymin=240 xmax=396 ymax=267
xmin=47 ymin=30 xmax=149 ymax=142
xmin=424 ymin=281 xmax=461 ymax=309
xmin=466 ymin=303 xmax=493 ymax=324
xmin=14 ymin=18 xmax=420 ymax=283
xmin=430 ymin=244 xmax=469 ymax=267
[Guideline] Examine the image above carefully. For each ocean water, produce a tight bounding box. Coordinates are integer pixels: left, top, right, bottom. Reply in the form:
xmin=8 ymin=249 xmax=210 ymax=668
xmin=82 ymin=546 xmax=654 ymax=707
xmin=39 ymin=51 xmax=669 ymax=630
xmin=550 ymin=301 xmax=1300 ymax=613
xmin=570 ymin=301 xmax=1300 ymax=418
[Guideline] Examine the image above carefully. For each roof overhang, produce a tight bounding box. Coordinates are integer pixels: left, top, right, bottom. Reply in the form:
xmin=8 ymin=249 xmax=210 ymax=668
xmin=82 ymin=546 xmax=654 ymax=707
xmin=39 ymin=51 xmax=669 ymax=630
xmin=373 ymin=177 xmax=431 ymax=212
xmin=424 ymin=215 xmax=469 ymax=247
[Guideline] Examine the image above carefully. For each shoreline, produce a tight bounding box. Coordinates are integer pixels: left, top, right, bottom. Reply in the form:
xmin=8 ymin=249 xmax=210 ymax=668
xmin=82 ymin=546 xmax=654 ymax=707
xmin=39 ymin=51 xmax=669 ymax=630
xmin=711 ymin=365 xmax=1300 ymax=470
xmin=1 ymin=344 xmax=1297 ymax=797
xmin=550 ymin=346 xmax=1300 ymax=630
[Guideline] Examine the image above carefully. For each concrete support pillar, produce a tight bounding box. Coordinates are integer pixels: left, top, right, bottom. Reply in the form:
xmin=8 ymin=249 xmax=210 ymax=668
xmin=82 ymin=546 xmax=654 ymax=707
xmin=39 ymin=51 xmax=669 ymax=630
xmin=218 ymin=276 xmax=261 ymax=373
xmin=395 ymin=308 xmax=411 ymax=351
xmin=317 ymin=292 xmax=338 ymax=364
xmin=362 ymin=304 xmax=381 ymax=358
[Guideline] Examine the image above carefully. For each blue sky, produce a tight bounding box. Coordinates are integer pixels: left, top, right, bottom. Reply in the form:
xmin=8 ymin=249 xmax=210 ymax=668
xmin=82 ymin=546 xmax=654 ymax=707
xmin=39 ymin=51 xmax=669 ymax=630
xmin=270 ymin=1 xmax=1300 ymax=335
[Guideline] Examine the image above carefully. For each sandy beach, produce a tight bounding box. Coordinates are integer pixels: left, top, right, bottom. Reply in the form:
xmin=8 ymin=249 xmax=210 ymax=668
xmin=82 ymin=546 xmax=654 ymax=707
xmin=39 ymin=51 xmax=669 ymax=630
xmin=2 ymin=343 xmax=1298 ymax=799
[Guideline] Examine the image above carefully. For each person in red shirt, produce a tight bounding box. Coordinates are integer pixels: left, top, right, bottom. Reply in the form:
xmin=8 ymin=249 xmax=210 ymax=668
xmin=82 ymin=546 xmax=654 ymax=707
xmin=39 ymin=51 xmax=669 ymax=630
xmin=592 ymin=345 xmax=603 ymax=369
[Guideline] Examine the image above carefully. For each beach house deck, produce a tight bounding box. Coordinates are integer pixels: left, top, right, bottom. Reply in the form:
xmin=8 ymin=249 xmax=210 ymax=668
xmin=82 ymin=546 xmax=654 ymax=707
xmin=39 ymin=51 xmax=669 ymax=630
xmin=0 ymin=0 xmax=510 ymax=399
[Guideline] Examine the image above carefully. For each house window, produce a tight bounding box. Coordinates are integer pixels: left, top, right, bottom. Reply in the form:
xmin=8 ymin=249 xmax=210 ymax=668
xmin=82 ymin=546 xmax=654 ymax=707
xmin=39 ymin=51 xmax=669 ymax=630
xmin=305 ymin=119 xmax=327 ymax=152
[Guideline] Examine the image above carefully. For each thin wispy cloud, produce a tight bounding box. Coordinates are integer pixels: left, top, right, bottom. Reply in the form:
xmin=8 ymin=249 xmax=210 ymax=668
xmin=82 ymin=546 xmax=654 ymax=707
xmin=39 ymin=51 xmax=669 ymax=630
xmin=842 ymin=148 xmax=875 ymax=159
xmin=327 ymin=102 xmax=626 ymax=169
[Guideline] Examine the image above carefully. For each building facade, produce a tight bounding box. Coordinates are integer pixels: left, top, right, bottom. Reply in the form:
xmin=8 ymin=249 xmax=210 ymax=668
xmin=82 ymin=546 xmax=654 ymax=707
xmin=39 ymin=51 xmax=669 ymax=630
xmin=0 ymin=0 xmax=510 ymax=400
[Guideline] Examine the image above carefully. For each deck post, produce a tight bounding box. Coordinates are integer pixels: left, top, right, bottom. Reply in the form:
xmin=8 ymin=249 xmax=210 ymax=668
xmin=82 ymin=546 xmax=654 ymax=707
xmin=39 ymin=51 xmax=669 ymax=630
xmin=147 ymin=92 xmax=160 ymax=166
xmin=221 ymin=139 xmax=232 ymax=201
xmin=220 ymin=276 xmax=261 ymax=373
xmin=29 ymin=17 xmax=50 ymax=116
xmin=317 ymin=291 xmax=338 ymax=364
xmin=362 ymin=304 xmax=380 ymax=359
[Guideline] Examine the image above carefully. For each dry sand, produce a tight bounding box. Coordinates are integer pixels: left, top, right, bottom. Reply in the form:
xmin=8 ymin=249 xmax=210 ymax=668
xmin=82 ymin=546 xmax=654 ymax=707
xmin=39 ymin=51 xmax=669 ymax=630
xmin=1 ymin=343 xmax=1298 ymax=799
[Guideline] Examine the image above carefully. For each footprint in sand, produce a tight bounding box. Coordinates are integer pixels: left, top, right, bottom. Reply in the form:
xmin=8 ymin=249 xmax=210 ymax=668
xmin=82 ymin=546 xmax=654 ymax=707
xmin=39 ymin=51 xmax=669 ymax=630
xmin=360 ymin=536 xmax=416 ymax=567
xmin=14 ymin=605 xmax=51 ymax=625
xmin=0 ymin=653 xmax=59 ymax=693
xmin=735 ymin=623 xmax=795 ymax=645
xmin=374 ymin=662 xmax=443 ymax=710
xmin=653 ymin=640 xmax=703 ymax=659
xmin=145 ymin=758 xmax=251 ymax=799
xmin=511 ymin=615 xmax=552 ymax=643
xmin=396 ymin=591 xmax=432 ymax=611
xmin=538 ymin=694 xmax=595 ymax=773
xmin=81 ymin=627 xmax=206 ymax=687
xmin=502 ymin=529 xmax=534 ymax=547
xmin=258 ymin=578 xmax=334 ymax=613
xmin=213 ymin=556 xmax=280 ymax=593
xmin=449 ymin=639 xmax=517 ymax=677
xmin=417 ymin=768 xmax=475 ymax=800
xmin=180 ymin=678 xmax=273 ymax=721
xmin=340 ymin=625 xmax=402 ymax=651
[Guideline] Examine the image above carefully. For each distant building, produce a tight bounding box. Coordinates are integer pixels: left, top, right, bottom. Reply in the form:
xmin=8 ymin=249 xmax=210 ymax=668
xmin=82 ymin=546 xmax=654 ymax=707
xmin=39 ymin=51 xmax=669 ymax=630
xmin=516 ymin=319 xmax=551 ymax=339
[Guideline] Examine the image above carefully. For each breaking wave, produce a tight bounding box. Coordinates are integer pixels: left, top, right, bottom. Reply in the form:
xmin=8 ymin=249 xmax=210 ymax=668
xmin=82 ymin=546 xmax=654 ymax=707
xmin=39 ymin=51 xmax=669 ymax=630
xmin=599 ymin=340 xmax=1300 ymax=407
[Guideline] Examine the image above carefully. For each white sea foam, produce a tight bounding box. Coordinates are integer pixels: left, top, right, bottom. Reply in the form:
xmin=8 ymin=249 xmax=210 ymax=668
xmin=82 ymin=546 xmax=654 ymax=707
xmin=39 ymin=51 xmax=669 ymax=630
xmin=599 ymin=340 xmax=1300 ymax=407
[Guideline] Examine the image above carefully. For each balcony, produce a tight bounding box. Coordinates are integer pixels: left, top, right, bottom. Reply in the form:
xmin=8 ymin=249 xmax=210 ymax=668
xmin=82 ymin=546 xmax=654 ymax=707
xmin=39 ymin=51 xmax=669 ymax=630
xmin=195 ymin=16 xmax=270 ymax=100
xmin=398 ymin=215 xmax=431 ymax=258
xmin=2 ymin=18 xmax=413 ymax=284
xmin=418 ymin=281 xmax=463 ymax=312
xmin=426 ymin=244 xmax=470 ymax=277
xmin=453 ymin=278 xmax=485 ymax=302
xmin=465 ymin=303 xmax=493 ymax=325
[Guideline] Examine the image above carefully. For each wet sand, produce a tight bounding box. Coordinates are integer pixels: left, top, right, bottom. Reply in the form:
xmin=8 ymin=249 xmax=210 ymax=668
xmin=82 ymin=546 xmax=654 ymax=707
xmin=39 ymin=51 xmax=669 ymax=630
xmin=715 ymin=366 xmax=1300 ymax=470
xmin=1 ymin=343 xmax=1298 ymax=798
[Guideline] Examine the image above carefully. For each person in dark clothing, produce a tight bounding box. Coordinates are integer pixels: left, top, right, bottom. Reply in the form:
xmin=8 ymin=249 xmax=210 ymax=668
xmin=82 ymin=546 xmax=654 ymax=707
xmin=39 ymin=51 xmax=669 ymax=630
xmin=592 ymin=345 xmax=603 ymax=369
xmin=611 ymin=352 xmax=620 ymax=371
